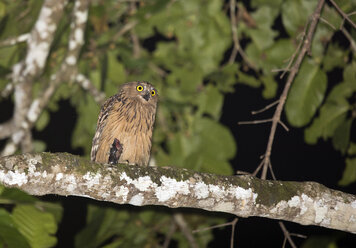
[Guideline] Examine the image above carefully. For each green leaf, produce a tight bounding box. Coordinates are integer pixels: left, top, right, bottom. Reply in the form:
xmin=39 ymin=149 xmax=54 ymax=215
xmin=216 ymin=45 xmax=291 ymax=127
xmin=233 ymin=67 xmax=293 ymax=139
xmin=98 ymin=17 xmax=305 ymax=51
xmin=281 ymin=0 xmax=317 ymax=37
xmin=12 ymin=205 xmax=57 ymax=248
xmin=339 ymin=158 xmax=356 ymax=186
xmin=323 ymin=43 xmax=348 ymax=72
xmin=33 ymin=140 xmax=46 ymax=152
xmin=196 ymin=85 xmax=224 ymax=119
xmin=247 ymin=6 xmax=278 ymax=50
xmin=304 ymin=102 xmax=349 ymax=144
xmin=0 ymin=209 xmax=30 ymax=248
xmin=301 ymin=235 xmax=337 ymax=248
xmin=75 ymin=206 xmax=129 ymax=248
xmin=236 ymin=71 xmax=261 ymax=88
xmin=332 ymin=119 xmax=352 ymax=154
xmin=261 ymin=75 xmax=277 ymax=99
xmin=285 ymin=60 xmax=327 ymax=127
xmin=0 ymin=188 xmax=36 ymax=204
xmin=35 ymin=111 xmax=50 ymax=131
xmin=348 ymin=143 xmax=356 ymax=156
xmin=72 ymin=94 xmax=100 ymax=156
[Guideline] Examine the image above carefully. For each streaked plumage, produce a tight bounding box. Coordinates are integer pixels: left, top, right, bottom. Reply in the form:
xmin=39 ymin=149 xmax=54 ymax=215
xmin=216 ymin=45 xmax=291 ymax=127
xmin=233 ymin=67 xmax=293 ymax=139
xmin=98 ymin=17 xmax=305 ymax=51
xmin=91 ymin=81 xmax=158 ymax=166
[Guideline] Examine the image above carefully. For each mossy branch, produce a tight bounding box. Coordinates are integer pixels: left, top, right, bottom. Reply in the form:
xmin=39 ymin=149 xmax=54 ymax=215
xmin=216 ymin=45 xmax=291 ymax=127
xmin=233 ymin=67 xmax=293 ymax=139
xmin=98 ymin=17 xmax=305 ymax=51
xmin=0 ymin=152 xmax=355 ymax=233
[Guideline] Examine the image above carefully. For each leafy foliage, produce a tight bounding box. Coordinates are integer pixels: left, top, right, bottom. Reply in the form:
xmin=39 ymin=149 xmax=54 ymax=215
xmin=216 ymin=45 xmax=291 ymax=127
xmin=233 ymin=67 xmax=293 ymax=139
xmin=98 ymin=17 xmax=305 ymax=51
xmin=0 ymin=187 xmax=62 ymax=248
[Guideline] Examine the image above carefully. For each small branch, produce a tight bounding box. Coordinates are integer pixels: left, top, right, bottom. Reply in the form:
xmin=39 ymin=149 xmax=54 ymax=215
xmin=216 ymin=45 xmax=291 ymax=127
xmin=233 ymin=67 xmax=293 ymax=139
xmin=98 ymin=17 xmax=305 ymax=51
xmin=76 ymin=74 xmax=106 ymax=105
xmin=173 ymin=213 xmax=198 ymax=248
xmin=0 ymin=33 xmax=30 ymax=47
xmin=113 ymin=20 xmax=138 ymax=41
xmin=260 ymin=0 xmax=325 ymax=179
xmin=230 ymin=218 xmax=238 ymax=248
xmin=329 ymin=0 xmax=356 ymax=29
xmin=251 ymin=100 xmax=279 ymax=115
xmin=279 ymin=222 xmax=297 ymax=248
xmin=228 ymin=0 xmax=256 ymax=70
xmin=162 ymin=220 xmax=177 ymax=248
xmin=238 ymin=118 xmax=272 ymax=125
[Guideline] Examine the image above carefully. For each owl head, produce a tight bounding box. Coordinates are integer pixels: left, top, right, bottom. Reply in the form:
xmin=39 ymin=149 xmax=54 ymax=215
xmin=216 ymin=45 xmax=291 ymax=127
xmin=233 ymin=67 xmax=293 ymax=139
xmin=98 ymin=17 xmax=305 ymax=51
xmin=120 ymin=81 xmax=158 ymax=107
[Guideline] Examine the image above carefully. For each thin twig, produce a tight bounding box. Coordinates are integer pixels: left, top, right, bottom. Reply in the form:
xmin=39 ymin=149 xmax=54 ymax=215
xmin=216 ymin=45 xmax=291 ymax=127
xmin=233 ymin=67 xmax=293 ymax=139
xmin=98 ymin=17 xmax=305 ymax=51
xmin=238 ymin=119 xmax=272 ymax=125
xmin=329 ymin=0 xmax=356 ymax=29
xmin=228 ymin=0 xmax=256 ymax=70
xmin=76 ymin=74 xmax=106 ymax=105
xmin=162 ymin=220 xmax=177 ymax=248
xmin=230 ymin=218 xmax=238 ymax=248
xmin=279 ymin=222 xmax=297 ymax=248
xmin=251 ymin=100 xmax=279 ymax=115
xmin=173 ymin=213 xmax=198 ymax=248
xmin=113 ymin=20 xmax=138 ymax=41
xmin=0 ymin=33 xmax=30 ymax=47
xmin=260 ymin=0 xmax=325 ymax=180
xmin=192 ymin=219 xmax=236 ymax=233
xmin=278 ymin=120 xmax=289 ymax=132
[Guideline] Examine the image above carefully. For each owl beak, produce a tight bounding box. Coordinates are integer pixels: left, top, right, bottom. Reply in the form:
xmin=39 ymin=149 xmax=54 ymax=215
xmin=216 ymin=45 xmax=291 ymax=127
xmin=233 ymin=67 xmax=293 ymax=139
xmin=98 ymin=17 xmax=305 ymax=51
xmin=142 ymin=92 xmax=150 ymax=101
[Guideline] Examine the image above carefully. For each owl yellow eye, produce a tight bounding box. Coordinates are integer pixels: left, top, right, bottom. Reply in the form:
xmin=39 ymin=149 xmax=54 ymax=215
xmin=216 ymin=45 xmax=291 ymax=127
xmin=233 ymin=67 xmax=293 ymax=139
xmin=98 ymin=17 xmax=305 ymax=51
xmin=136 ymin=85 xmax=143 ymax=91
xmin=151 ymin=90 xmax=156 ymax=96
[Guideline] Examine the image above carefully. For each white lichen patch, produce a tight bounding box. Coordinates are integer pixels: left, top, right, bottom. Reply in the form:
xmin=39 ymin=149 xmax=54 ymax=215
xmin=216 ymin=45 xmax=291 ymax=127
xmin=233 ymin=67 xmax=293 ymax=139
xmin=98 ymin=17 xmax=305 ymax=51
xmin=213 ymin=202 xmax=234 ymax=212
xmin=82 ymin=172 xmax=102 ymax=188
xmin=155 ymin=176 xmax=190 ymax=202
xmin=27 ymin=99 xmax=41 ymax=122
xmin=351 ymin=200 xmax=356 ymax=209
xmin=115 ymin=185 xmax=129 ymax=201
xmin=300 ymin=193 xmax=313 ymax=215
xmin=194 ymin=182 xmax=209 ymax=199
xmin=25 ymin=42 xmax=50 ymax=75
xmin=63 ymin=175 xmax=77 ymax=192
xmin=74 ymin=29 xmax=84 ymax=45
xmin=208 ymin=184 xmax=226 ymax=200
xmin=75 ymin=10 xmax=88 ymax=24
xmin=288 ymin=196 xmax=300 ymax=208
xmin=232 ymin=186 xmax=257 ymax=203
xmin=66 ymin=56 xmax=76 ymax=65
xmin=56 ymin=173 xmax=63 ymax=181
xmin=314 ymin=199 xmax=328 ymax=223
xmin=129 ymin=194 xmax=144 ymax=206
xmin=270 ymin=200 xmax=288 ymax=214
xmin=0 ymin=170 xmax=28 ymax=186
xmin=120 ymin=173 xmax=156 ymax=191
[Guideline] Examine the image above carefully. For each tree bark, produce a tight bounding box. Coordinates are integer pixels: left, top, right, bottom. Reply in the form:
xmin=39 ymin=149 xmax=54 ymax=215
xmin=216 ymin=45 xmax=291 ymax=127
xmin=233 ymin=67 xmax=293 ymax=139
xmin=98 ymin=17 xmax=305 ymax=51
xmin=0 ymin=152 xmax=355 ymax=234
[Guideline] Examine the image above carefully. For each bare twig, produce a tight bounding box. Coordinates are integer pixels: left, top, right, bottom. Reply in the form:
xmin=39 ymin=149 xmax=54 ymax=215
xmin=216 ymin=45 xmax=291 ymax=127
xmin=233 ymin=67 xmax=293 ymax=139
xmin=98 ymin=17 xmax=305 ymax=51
xmin=113 ymin=20 xmax=138 ymax=41
xmin=130 ymin=2 xmax=141 ymax=58
xmin=329 ymin=0 xmax=356 ymax=29
xmin=260 ymin=0 xmax=325 ymax=180
xmin=228 ymin=0 xmax=256 ymax=70
xmin=0 ymin=33 xmax=30 ymax=47
xmin=76 ymin=74 xmax=106 ymax=105
xmin=251 ymin=100 xmax=279 ymax=115
xmin=162 ymin=220 xmax=177 ymax=248
xmin=173 ymin=213 xmax=198 ymax=248
xmin=230 ymin=218 xmax=238 ymax=248
xmin=238 ymin=118 xmax=272 ymax=125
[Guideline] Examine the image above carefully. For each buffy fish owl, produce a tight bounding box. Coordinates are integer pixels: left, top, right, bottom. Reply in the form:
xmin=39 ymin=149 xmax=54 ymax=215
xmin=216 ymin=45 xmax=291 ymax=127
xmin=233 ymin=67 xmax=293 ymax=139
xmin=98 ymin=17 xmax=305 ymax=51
xmin=91 ymin=81 xmax=158 ymax=166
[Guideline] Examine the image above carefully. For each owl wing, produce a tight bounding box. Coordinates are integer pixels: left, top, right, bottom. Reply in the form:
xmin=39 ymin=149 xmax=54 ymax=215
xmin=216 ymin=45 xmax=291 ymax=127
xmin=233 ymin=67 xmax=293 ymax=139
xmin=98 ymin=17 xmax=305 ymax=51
xmin=90 ymin=94 xmax=120 ymax=162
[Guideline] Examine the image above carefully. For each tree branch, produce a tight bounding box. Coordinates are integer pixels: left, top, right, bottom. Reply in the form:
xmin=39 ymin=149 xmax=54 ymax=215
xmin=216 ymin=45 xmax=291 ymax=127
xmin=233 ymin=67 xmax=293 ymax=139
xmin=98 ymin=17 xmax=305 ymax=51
xmin=0 ymin=152 xmax=355 ymax=234
xmin=260 ymin=0 xmax=325 ymax=179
